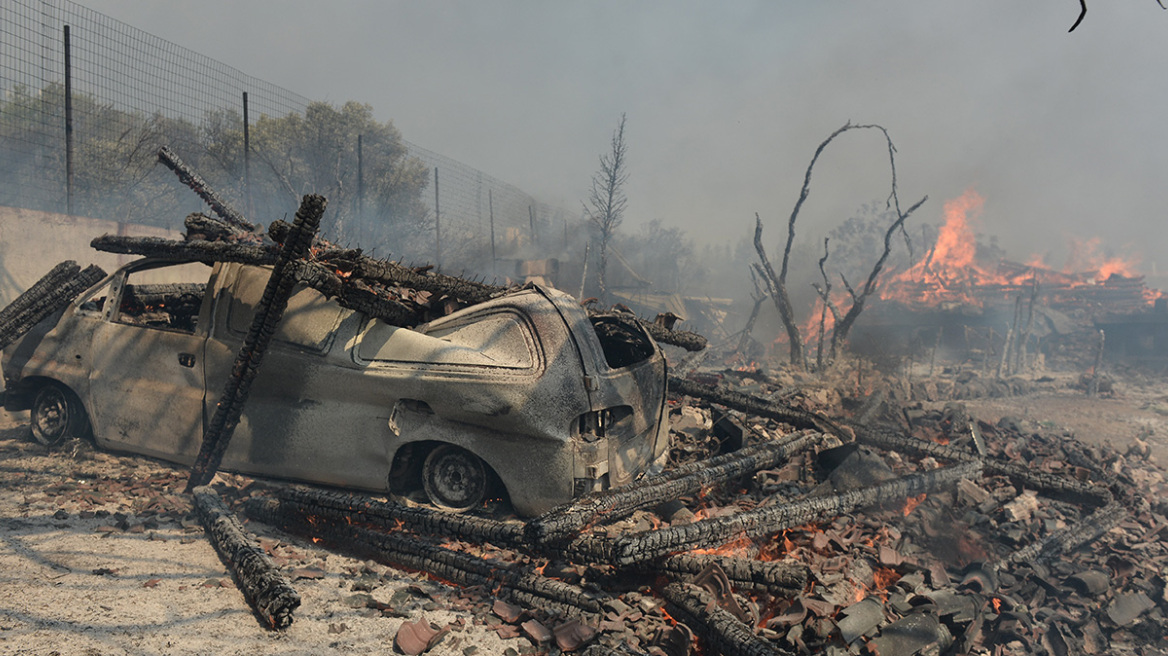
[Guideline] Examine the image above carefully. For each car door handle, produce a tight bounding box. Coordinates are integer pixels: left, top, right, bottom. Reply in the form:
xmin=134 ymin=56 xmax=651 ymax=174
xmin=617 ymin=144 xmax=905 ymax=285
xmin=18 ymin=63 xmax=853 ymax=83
xmin=178 ymin=353 xmax=196 ymax=368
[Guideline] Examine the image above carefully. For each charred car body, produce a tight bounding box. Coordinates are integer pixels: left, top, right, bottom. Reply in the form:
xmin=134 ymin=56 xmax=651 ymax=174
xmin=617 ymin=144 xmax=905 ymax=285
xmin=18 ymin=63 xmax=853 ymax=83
xmin=2 ymin=258 xmax=669 ymax=516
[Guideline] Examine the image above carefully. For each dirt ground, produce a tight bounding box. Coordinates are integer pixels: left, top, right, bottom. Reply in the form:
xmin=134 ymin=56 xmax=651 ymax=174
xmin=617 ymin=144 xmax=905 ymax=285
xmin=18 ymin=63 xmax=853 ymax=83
xmin=0 ymin=410 xmax=527 ymax=656
xmin=2 ymin=374 xmax=1165 ymax=656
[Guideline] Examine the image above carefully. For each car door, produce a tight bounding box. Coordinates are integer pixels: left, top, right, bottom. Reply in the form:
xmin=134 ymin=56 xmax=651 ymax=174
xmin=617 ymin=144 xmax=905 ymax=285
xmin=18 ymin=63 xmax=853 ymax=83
xmin=202 ymin=263 xmax=391 ymax=491
xmin=88 ymin=261 xmax=211 ymax=463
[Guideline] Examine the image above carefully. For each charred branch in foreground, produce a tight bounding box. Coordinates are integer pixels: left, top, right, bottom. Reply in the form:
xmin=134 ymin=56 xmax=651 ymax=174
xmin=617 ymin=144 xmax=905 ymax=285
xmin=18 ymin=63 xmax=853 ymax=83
xmin=637 ymin=318 xmax=708 ymax=352
xmin=186 ymin=195 xmax=324 ymax=491
xmin=241 ymin=497 xmax=605 ymax=619
xmin=184 ymin=212 xmax=245 ymax=241
xmin=271 ymin=219 xmax=506 ymax=306
xmin=655 ymin=554 xmax=809 ymax=596
xmin=995 ymin=500 xmax=1126 ymax=572
xmin=855 ymin=426 xmax=1113 ymax=506
xmin=0 ymin=262 xmax=106 ymax=350
xmin=611 ymin=461 xmax=982 ymax=566
xmin=91 ymin=235 xmax=277 ymax=265
xmin=288 ymin=261 xmax=422 ymax=327
xmin=158 ymin=146 xmax=255 ymax=232
xmin=528 ymin=432 xmax=817 ymax=546
xmin=669 ymin=375 xmax=839 ymax=434
xmin=664 ymin=581 xmax=788 ymax=656
xmin=191 ymin=486 xmax=300 ymax=629
xmin=264 ymin=486 xmax=525 ymax=547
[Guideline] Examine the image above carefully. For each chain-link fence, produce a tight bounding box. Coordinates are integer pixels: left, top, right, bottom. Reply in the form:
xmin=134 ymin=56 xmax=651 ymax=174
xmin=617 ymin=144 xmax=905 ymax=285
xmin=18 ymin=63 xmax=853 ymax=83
xmin=0 ymin=0 xmax=569 ymax=269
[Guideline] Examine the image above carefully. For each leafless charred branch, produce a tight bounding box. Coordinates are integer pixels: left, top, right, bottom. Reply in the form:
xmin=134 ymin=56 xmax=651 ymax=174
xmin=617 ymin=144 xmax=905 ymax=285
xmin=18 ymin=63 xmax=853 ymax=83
xmin=0 ymin=262 xmax=106 ymax=350
xmin=186 ymin=195 xmax=325 ymax=491
xmin=158 ymin=146 xmax=255 ymax=231
xmin=191 ymin=486 xmax=300 ymax=628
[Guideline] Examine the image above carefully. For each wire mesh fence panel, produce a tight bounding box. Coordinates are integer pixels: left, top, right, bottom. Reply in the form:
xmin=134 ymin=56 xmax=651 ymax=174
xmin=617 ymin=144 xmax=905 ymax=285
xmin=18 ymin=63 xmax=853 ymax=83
xmin=0 ymin=0 xmax=563 ymax=272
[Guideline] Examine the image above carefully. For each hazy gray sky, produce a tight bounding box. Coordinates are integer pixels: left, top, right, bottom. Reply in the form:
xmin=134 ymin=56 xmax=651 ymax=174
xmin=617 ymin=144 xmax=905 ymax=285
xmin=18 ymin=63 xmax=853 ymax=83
xmin=89 ymin=1 xmax=1168 ymax=269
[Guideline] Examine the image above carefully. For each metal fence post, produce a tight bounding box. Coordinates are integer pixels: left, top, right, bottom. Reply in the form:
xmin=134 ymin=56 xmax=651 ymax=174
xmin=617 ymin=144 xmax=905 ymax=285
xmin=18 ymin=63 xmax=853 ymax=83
xmin=63 ymin=25 xmax=73 ymax=215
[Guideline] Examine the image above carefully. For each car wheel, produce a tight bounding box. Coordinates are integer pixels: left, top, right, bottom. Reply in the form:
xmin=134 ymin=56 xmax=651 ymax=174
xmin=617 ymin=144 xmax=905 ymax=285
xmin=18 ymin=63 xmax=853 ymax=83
xmin=421 ymin=444 xmax=489 ymax=512
xmin=30 ymin=383 xmax=90 ymax=447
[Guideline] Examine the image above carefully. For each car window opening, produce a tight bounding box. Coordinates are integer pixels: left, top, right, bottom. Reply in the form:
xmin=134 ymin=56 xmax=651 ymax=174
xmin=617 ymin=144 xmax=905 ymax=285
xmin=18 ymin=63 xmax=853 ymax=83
xmin=590 ymin=315 xmax=655 ymax=369
xmin=116 ymin=282 xmax=205 ymax=333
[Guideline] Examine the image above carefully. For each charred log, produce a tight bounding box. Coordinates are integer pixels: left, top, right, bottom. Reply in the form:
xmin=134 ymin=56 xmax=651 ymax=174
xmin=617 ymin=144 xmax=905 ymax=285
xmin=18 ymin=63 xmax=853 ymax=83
xmin=91 ymin=235 xmax=277 ymax=266
xmin=289 ymin=261 xmax=422 ymax=327
xmin=636 ymin=318 xmax=707 ymax=352
xmin=0 ymin=262 xmax=106 ymax=350
xmin=264 ymin=486 xmax=525 ymax=547
xmin=663 ymin=581 xmax=788 ymax=656
xmin=855 ymin=426 xmax=1113 ymax=506
xmin=186 ymin=195 xmax=324 ymax=491
xmin=656 ymin=554 xmax=809 ymax=595
xmin=158 ymin=146 xmax=255 ymax=231
xmin=324 ymin=248 xmax=503 ymax=306
xmin=611 ymin=461 xmax=981 ymax=566
xmin=190 ymin=486 xmax=300 ymax=628
xmin=184 ymin=212 xmax=243 ymax=241
xmin=528 ymin=432 xmax=817 ymax=546
xmin=241 ymin=496 xmax=605 ymax=618
xmin=668 ymin=375 xmax=839 ymax=434
xmin=996 ymin=501 xmax=1126 ymax=571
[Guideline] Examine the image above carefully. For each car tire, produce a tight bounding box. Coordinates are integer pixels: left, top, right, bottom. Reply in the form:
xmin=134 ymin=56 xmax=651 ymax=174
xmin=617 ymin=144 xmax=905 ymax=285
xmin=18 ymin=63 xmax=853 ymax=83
xmin=30 ymin=383 xmax=90 ymax=447
xmin=421 ymin=444 xmax=489 ymax=513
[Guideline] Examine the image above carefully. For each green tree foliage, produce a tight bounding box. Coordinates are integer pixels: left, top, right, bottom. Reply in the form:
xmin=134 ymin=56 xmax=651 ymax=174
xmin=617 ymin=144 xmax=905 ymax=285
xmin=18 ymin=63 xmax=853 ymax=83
xmin=249 ymin=101 xmax=430 ymax=251
xmin=0 ymin=89 xmax=429 ymax=252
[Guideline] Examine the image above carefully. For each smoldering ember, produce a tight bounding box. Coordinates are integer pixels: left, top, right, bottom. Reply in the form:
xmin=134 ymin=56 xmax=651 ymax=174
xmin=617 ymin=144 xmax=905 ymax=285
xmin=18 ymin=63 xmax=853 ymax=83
xmin=3 ymin=137 xmax=1168 ymax=656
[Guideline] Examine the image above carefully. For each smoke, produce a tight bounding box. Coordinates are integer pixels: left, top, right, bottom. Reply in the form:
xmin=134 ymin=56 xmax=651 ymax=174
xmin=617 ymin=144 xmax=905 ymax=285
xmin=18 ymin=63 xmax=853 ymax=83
xmin=79 ymin=1 xmax=1168 ymax=282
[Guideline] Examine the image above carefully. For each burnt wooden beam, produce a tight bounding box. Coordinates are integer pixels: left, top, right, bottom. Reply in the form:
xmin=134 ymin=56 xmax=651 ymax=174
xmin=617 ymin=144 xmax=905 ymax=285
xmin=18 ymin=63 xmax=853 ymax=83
xmin=0 ymin=262 xmax=106 ymax=350
xmin=611 ymin=461 xmax=981 ymax=566
xmin=656 ymin=554 xmax=808 ymax=595
xmin=663 ymin=581 xmax=788 ymax=656
xmin=639 ymin=318 xmax=708 ymax=352
xmin=191 ymin=486 xmax=300 ymax=628
xmin=158 ymin=146 xmax=255 ymax=232
xmin=184 ymin=212 xmax=244 ymax=241
xmin=241 ymin=496 xmax=605 ymax=618
xmin=529 ymin=432 xmax=816 ymax=546
xmin=996 ymin=500 xmax=1126 ymax=572
xmin=268 ymin=229 xmax=504 ymax=305
xmin=289 ymin=261 xmax=422 ymax=327
xmin=265 ymin=486 xmax=526 ymax=547
xmin=669 ymin=375 xmax=840 ymax=434
xmin=90 ymin=235 xmax=277 ymax=266
xmin=856 ymin=426 xmax=1113 ymax=506
xmin=186 ymin=195 xmax=325 ymax=491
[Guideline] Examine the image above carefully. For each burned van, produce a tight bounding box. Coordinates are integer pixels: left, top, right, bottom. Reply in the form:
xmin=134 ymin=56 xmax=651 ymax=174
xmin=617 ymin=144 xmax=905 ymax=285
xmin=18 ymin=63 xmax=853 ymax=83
xmin=2 ymin=258 xmax=669 ymax=516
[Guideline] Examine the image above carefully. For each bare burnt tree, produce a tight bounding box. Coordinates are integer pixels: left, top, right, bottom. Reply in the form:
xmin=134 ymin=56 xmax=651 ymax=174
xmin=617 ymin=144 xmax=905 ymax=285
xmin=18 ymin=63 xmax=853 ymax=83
xmin=585 ymin=114 xmax=628 ymax=303
xmin=754 ymin=122 xmax=926 ymax=368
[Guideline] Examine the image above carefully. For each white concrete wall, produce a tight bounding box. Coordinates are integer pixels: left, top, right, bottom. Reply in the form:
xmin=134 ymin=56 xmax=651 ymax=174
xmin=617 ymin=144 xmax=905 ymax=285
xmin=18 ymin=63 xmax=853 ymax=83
xmin=0 ymin=206 xmax=179 ymax=307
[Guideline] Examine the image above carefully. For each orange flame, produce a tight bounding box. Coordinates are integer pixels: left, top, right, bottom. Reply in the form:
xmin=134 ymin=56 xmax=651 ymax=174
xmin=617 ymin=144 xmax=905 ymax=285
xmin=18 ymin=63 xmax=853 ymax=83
xmin=902 ymin=493 xmax=927 ymax=517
